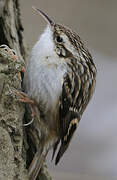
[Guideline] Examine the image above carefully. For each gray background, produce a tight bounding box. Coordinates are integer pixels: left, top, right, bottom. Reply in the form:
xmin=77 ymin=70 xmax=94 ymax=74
xmin=20 ymin=1 xmax=117 ymax=180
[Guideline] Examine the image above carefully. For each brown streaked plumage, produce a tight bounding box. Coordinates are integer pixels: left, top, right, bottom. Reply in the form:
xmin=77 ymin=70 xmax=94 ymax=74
xmin=22 ymin=7 xmax=97 ymax=180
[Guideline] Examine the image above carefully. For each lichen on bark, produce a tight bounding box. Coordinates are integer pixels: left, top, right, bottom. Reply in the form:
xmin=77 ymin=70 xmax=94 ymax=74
xmin=0 ymin=47 xmax=28 ymax=180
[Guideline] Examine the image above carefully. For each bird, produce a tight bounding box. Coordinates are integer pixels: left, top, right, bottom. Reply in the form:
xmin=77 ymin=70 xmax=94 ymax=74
xmin=22 ymin=7 xmax=97 ymax=180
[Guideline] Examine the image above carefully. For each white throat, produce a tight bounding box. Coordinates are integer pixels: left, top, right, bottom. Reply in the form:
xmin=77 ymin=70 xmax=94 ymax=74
xmin=24 ymin=26 xmax=67 ymax=112
xmin=31 ymin=26 xmax=57 ymax=64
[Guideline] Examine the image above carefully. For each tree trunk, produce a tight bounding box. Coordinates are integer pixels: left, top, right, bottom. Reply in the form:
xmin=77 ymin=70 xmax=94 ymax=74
xmin=0 ymin=0 xmax=27 ymax=60
xmin=0 ymin=0 xmax=52 ymax=179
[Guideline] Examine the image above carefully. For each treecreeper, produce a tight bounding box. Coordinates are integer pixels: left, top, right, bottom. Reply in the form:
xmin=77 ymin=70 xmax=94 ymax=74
xmin=22 ymin=7 xmax=97 ymax=180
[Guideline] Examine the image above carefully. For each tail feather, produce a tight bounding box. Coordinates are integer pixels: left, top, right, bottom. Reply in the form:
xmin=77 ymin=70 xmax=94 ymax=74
xmin=28 ymin=150 xmax=46 ymax=180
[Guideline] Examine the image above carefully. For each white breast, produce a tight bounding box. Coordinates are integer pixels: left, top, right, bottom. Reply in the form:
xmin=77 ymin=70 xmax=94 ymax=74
xmin=24 ymin=57 xmax=66 ymax=112
xmin=23 ymin=26 xmax=67 ymax=112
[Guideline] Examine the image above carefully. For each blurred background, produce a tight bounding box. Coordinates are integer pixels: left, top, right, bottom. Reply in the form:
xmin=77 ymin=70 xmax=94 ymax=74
xmin=20 ymin=1 xmax=117 ymax=180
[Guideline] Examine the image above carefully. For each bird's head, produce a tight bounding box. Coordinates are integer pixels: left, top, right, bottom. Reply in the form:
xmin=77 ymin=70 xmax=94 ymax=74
xmin=32 ymin=7 xmax=81 ymax=60
xmin=32 ymin=7 xmax=96 ymax=76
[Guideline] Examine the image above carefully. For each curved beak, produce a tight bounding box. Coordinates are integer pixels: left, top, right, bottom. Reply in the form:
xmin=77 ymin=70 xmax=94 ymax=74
xmin=32 ymin=6 xmax=55 ymax=27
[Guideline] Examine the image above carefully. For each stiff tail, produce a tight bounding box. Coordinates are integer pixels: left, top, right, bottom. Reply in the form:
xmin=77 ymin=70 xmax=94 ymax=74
xmin=28 ymin=150 xmax=47 ymax=180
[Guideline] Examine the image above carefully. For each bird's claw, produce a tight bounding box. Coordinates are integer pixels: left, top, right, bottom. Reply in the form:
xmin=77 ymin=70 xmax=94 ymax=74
xmin=13 ymin=89 xmax=36 ymax=126
xmin=13 ymin=89 xmax=34 ymax=104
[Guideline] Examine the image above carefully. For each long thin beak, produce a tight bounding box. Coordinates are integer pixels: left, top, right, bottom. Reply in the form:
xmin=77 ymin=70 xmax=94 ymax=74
xmin=32 ymin=6 xmax=55 ymax=27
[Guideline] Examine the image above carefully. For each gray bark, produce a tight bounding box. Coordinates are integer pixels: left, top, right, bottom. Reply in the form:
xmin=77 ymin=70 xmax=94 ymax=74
xmin=0 ymin=0 xmax=27 ymax=60
xmin=0 ymin=0 xmax=52 ymax=179
xmin=0 ymin=47 xmax=28 ymax=180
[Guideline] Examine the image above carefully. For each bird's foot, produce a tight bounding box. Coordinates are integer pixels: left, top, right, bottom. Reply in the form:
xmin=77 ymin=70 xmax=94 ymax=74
xmin=13 ymin=89 xmax=36 ymax=126
xmin=14 ymin=90 xmax=34 ymax=104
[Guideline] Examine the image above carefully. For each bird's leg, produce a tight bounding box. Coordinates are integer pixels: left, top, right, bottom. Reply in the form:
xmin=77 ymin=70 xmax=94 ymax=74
xmin=28 ymin=150 xmax=48 ymax=180
xmin=14 ymin=90 xmax=34 ymax=104
xmin=13 ymin=89 xmax=36 ymax=126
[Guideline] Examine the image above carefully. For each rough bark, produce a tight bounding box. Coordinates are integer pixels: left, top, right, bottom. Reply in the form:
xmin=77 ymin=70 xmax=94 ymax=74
xmin=0 ymin=46 xmax=28 ymax=180
xmin=0 ymin=0 xmax=52 ymax=179
xmin=0 ymin=0 xmax=27 ymax=60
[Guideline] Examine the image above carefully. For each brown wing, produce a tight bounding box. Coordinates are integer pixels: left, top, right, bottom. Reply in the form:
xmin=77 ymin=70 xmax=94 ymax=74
xmin=55 ymin=72 xmax=81 ymax=165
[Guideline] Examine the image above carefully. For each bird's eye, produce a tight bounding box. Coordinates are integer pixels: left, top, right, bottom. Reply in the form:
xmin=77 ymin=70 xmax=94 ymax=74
xmin=56 ymin=36 xmax=63 ymax=43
